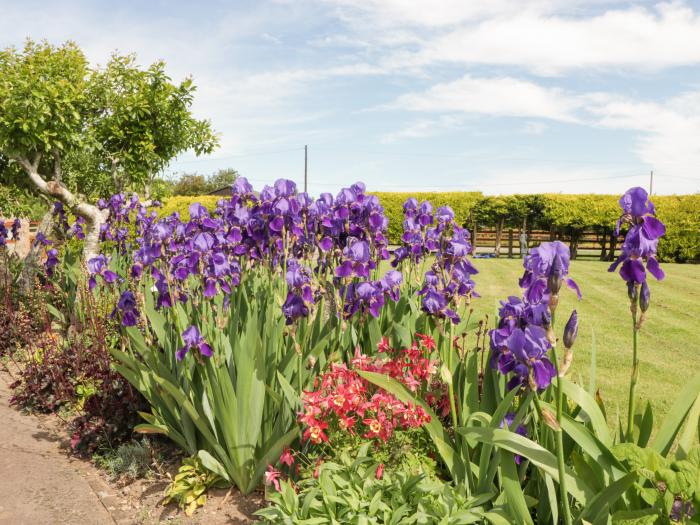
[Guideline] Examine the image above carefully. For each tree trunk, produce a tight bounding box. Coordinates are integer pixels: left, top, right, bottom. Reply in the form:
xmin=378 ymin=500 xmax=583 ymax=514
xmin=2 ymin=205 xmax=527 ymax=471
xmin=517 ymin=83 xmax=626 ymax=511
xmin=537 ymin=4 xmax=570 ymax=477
xmin=13 ymin=155 xmax=108 ymax=261
xmin=494 ymin=218 xmax=504 ymax=257
xmin=508 ymin=229 xmax=514 ymax=258
xmin=600 ymin=231 xmax=608 ymax=261
xmin=608 ymin=230 xmax=617 ymax=261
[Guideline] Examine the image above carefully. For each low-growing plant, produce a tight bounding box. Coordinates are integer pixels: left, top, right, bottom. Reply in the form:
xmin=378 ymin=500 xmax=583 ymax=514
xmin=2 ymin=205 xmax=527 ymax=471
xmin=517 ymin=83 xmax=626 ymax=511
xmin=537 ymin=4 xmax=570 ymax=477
xmin=94 ymin=439 xmax=158 ymax=482
xmin=256 ymin=445 xmax=506 ymax=524
xmin=164 ymin=455 xmax=225 ymax=517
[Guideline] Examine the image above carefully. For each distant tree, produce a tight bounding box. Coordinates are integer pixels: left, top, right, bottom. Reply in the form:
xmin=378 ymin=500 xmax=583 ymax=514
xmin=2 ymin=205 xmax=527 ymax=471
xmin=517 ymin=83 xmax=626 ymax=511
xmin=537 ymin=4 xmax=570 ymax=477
xmin=172 ymin=168 xmax=238 ymax=195
xmin=172 ymin=174 xmax=209 ymax=196
xmin=473 ymin=196 xmax=511 ymax=257
xmin=207 ymin=168 xmax=238 ymax=192
xmin=0 ymin=40 xmax=219 ymax=258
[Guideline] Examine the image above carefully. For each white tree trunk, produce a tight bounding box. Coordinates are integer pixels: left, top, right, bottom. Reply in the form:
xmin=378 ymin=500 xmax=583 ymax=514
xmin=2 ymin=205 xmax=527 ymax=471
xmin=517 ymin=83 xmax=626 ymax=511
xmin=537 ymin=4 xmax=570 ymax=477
xmin=13 ymin=155 xmax=109 ymax=261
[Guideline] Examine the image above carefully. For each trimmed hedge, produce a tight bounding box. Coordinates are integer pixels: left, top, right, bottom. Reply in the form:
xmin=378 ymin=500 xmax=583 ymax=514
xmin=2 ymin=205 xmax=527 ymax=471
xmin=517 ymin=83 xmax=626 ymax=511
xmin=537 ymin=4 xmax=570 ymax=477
xmin=158 ymin=195 xmax=221 ymax=221
xmin=371 ymin=192 xmax=483 ymax=243
xmin=161 ymin=192 xmax=700 ymax=263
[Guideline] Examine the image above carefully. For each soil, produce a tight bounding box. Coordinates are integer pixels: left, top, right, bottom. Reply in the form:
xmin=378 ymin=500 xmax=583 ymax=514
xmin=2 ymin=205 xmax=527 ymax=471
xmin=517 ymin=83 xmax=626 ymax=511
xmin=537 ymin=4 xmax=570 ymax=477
xmin=0 ymin=370 xmax=264 ymax=525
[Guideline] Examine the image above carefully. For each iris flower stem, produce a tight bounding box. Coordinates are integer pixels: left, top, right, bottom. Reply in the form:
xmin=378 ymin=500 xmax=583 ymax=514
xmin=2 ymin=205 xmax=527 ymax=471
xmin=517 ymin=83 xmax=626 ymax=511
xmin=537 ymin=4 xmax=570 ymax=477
xmin=446 ymin=321 xmax=472 ymax=493
xmin=551 ymin=344 xmax=573 ymax=525
xmin=626 ymin=313 xmax=639 ymax=441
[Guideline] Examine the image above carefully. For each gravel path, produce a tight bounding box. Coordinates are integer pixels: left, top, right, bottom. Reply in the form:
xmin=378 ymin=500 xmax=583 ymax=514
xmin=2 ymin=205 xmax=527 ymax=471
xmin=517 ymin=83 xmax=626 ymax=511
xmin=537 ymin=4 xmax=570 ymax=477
xmin=0 ymin=373 xmax=117 ymax=525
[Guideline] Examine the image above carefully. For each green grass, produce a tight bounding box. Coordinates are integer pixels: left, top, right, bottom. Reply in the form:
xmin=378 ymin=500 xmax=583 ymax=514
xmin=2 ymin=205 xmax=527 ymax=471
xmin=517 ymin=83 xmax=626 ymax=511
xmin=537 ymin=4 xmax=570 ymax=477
xmin=464 ymin=258 xmax=700 ymax=426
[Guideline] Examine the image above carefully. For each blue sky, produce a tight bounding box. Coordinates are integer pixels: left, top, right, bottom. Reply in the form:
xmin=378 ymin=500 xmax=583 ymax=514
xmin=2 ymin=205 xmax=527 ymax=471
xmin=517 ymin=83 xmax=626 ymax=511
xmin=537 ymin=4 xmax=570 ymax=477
xmin=2 ymin=0 xmax=700 ymax=195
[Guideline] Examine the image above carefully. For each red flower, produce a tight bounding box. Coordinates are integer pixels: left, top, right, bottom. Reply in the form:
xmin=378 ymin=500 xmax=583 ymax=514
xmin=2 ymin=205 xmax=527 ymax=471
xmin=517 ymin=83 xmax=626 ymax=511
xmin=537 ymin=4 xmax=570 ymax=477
xmin=375 ymin=463 xmax=385 ymax=480
xmin=279 ymin=447 xmax=294 ymax=466
xmin=265 ymin=465 xmax=282 ymax=491
xmin=377 ymin=337 xmax=391 ymax=353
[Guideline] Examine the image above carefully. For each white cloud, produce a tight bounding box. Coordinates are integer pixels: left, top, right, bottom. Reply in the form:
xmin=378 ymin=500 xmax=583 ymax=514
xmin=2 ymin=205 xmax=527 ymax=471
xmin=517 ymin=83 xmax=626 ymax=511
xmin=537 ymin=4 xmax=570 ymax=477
xmin=390 ymin=75 xmax=584 ymax=122
xmin=380 ymin=115 xmax=467 ymax=142
xmin=326 ymin=1 xmax=700 ymax=75
xmin=522 ymin=121 xmax=549 ymax=134
xmin=590 ymin=91 xmax=700 ymax=179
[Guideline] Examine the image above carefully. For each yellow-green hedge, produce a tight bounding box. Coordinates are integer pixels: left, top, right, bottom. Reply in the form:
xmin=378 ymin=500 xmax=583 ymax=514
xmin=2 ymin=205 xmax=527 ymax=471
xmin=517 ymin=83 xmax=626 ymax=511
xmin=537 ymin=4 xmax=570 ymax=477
xmin=158 ymin=195 xmax=221 ymax=221
xmin=371 ymin=192 xmax=483 ymax=244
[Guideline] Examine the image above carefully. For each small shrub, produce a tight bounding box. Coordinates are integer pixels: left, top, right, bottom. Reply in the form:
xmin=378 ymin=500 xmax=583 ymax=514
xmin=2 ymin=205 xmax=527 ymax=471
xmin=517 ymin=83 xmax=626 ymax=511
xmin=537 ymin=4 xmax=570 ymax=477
xmin=164 ymin=455 xmax=225 ymax=516
xmin=94 ymin=439 xmax=157 ymax=482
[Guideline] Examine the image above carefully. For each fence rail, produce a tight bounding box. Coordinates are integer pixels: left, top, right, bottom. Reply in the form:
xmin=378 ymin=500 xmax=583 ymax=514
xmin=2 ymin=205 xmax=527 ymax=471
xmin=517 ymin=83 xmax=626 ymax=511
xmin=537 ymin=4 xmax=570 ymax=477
xmin=471 ymin=227 xmax=623 ymax=260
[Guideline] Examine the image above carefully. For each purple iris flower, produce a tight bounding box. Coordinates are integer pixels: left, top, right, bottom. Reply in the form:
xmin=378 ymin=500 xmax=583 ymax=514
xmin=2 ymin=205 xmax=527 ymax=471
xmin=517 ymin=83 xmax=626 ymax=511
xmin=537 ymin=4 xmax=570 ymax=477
xmin=609 ymin=187 xmax=666 ymax=284
xmin=45 ymin=248 xmax=59 ymax=276
xmin=520 ymin=241 xmax=581 ymax=301
xmin=112 ymin=290 xmax=140 ymax=327
xmin=491 ymin=325 xmax=556 ymax=391
xmin=10 ymin=218 xmax=20 ymax=240
xmin=282 ymin=293 xmax=309 ymax=324
xmin=87 ymin=254 xmax=119 ymax=290
xmin=34 ymin=232 xmax=52 ymax=247
xmin=69 ymin=217 xmax=86 ymax=240
xmin=232 ymin=176 xmax=254 ymax=195
xmin=176 ymin=326 xmax=213 ymax=361
xmin=0 ymin=223 xmax=7 ymax=247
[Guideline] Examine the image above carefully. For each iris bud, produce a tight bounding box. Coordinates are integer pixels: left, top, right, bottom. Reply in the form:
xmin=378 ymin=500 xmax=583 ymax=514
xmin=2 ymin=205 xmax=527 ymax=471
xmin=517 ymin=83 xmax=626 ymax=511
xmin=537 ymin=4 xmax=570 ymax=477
xmin=627 ymin=281 xmax=638 ymax=302
xmin=563 ymin=310 xmax=578 ymax=349
xmin=639 ymin=281 xmax=650 ymax=313
xmin=547 ymin=254 xmax=564 ymax=295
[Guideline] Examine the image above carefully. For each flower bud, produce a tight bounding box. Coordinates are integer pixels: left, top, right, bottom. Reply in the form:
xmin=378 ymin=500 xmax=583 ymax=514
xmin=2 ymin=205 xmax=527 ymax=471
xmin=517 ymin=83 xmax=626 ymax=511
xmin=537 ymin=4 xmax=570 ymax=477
xmin=563 ymin=310 xmax=578 ymax=349
xmin=547 ymin=254 xmax=564 ymax=295
xmin=627 ymin=281 xmax=638 ymax=302
xmin=639 ymin=281 xmax=650 ymax=313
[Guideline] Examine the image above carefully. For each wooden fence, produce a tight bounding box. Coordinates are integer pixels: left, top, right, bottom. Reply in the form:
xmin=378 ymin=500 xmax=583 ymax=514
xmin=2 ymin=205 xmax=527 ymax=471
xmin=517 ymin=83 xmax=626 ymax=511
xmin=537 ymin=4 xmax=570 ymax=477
xmin=471 ymin=227 xmax=623 ymax=260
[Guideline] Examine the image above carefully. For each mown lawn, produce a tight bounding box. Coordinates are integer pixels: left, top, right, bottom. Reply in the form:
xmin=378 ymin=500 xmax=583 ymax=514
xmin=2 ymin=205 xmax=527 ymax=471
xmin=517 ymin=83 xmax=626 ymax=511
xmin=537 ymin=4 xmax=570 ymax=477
xmin=465 ymin=258 xmax=700 ymax=427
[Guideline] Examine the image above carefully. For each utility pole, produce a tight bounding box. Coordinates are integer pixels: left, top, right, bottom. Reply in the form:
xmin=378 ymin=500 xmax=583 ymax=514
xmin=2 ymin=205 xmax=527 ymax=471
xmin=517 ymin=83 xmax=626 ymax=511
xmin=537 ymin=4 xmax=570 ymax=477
xmin=304 ymin=145 xmax=308 ymax=193
xmin=649 ymin=170 xmax=654 ymax=195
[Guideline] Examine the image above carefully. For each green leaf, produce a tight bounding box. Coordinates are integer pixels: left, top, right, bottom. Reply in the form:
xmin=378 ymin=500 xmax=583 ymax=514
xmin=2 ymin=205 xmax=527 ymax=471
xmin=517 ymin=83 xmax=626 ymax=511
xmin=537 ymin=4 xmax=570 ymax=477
xmin=576 ymin=472 xmax=637 ymax=524
xmin=653 ymin=373 xmax=700 ymax=456
xmin=562 ymin=378 xmax=612 ymax=446
xmin=501 ymin=452 xmax=534 ymax=525
xmin=197 ymin=450 xmax=231 ymax=482
xmin=460 ymin=427 xmax=594 ymax=504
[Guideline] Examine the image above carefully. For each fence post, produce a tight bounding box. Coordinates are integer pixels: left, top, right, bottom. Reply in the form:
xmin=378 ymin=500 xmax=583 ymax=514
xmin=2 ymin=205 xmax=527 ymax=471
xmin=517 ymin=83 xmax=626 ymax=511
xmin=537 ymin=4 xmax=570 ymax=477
xmin=508 ymin=229 xmax=514 ymax=258
xmin=472 ymin=221 xmax=478 ymax=254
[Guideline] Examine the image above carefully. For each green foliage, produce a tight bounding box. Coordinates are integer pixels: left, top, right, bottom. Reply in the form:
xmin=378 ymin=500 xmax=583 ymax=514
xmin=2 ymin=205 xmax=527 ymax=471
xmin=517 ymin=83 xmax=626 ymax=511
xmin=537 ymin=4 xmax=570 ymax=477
xmin=0 ymin=40 xmax=218 ymax=200
xmin=371 ymin=192 xmax=483 ymax=243
xmin=256 ymin=448 xmax=501 ymax=524
xmin=93 ymin=439 xmax=157 ymax=482
xmin=654 ymin=195 xmax=700 ymax=263
xmin=164 ymin=455 xmax=223 ymax=517
xmin=171 ymin=168 xmax=239 ymax=196
xmin=158 ymin=195 xmax=221 ymax=220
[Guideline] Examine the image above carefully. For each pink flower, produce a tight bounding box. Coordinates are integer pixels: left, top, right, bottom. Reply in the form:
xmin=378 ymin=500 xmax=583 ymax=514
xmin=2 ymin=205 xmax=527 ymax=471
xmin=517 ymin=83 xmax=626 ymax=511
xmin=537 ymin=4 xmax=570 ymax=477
xmin=280 ymin=447 xmax=294 ymax=467
xmin=375 ymin=463 xmax=384 ymax=480
xmin=265 ymin=465 xmax=282 ymax=491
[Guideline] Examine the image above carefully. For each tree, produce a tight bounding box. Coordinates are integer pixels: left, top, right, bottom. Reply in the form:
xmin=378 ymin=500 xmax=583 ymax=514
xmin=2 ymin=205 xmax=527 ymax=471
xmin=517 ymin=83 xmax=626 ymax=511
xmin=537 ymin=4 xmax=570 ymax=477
xmin=172 ymin=173 xmax=209 ymax=196
xmin=473 ymin=196 xmax=511 ymax=257
xmin=207 ymin=168 xmax=238 ymax=192
xmin=172 ymin=168 xmax=239 ymax=196
xmin=0 ymin=40 xmax=218 ymax=258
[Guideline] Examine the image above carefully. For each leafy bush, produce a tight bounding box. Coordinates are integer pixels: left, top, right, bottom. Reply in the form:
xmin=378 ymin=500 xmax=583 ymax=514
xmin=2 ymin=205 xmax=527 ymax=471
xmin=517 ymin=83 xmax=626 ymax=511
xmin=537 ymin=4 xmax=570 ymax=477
xmin=654 ymin=195 xmax=700 ymax=263
xmin=158 ymin=195 xmax=221 ymax=220
xmin=256 ymin=447 xmax=497 ymax=524
xmin=164 ymin=455 xmax=225 ymax=516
